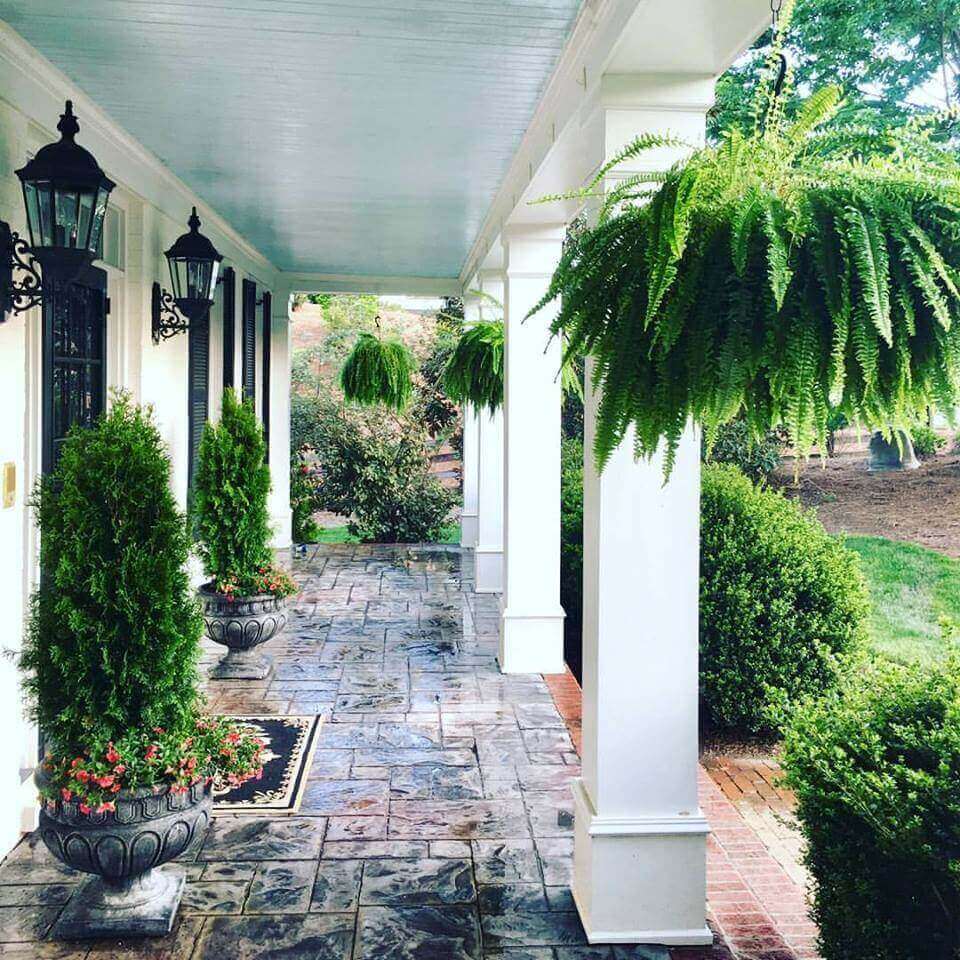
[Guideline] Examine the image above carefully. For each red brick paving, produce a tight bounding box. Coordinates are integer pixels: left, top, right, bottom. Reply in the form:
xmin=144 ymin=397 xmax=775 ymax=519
xmin=544 ymin=668 xmax=821 ymax=960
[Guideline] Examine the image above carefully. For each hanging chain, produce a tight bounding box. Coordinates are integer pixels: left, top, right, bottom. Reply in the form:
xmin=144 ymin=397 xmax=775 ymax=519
xmin=770 ymin=0 xmax=783 ymax=33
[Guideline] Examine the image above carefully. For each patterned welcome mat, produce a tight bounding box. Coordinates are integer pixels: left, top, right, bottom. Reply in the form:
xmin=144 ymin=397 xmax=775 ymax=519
xmin=214 ymin=715 xmax=322 ymax=815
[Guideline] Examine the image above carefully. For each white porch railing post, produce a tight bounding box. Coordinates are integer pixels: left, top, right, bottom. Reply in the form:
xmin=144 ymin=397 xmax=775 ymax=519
xmin=498 ymin=225 xmax=565 ymax=674
xmin=459 ymin=291 xmax=481 ymax=549
xmin=572 ymin=73 xmax=715 ymax=945
xmin=474 ymin=269 xmax=505 ymax=593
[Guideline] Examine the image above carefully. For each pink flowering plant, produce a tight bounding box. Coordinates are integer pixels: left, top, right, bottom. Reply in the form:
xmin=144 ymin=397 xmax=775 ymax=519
xmin=20 ymin=396 xmax=265 ymax=818
xmin=214 ymin=564 xmax=297 ymax=600
xmin=39 ymin=718 xmax=264 ymax=815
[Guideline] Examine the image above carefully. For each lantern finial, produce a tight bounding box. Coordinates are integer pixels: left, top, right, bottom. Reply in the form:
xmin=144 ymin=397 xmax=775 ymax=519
xmin=188 ymin=207 xmax=201 ymax=232
xmin=57 ymin=100 xmax=80 ymax=141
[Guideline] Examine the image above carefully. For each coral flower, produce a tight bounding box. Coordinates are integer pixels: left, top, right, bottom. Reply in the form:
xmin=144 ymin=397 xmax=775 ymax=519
xmin=60 ymin=788 xmax=72 ymax=802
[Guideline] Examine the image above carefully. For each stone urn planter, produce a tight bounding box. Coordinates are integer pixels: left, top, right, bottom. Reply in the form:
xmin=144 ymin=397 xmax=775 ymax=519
xmin=199 ymin=585 xmax=288 ymax=679
xmin=38 ymin=777 xmax=211 ymax=939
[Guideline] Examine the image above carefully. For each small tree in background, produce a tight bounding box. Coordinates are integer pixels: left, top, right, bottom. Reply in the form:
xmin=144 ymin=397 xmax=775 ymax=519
xmin=192 ymin=389 xmax=294 ymax=597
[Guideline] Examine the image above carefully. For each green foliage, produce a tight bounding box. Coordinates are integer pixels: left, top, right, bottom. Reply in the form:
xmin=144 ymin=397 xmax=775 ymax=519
xmin=780 ymin=654 xmax=960 ymax=959
xmin=291 ymin=447 xmax=322 ymax=543
xmin=560 ymin=438 xmax=584 ymax=635
xmin=291 ymin=390 xmax=453 ymax=543
xmin=192 ymin=390 xmax=281 ymax=594
xmin=847 ymin=535 xmax=960 ymax=665
xmin=702 ymin=418 xmax=786 ymax=481
xmin=340 ymin=332 xmax=415 ymax=410
xmin=911 ymin=423 xmax=947 ymax=458
xmin=443 ymin=321 xmax=505 ymax=413
xmin=21 ymin=395 xmax=202 ymax=748
xmin=534 ymin=66 xmax=960 ymax=476
xmin=711 ymin=0 xmax=960 ymax=141
xmin=415 ymin=325 xmax=461 ymax=438
xmin=700 ymin=464 xmax=869 ymax=732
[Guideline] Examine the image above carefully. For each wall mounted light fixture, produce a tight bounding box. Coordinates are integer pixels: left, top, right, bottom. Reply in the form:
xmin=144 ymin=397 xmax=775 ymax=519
xmin=152 ymin=207 xmax=223 ymax=344
xmin=2 ymin=100 xmax=115 ymax=319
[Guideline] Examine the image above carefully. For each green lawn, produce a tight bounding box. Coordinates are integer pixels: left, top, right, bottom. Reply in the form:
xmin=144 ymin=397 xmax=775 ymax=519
xmin=846 ymin=535 xmax=960 ymax=665
xmin=311 ymin=523 xmax=460 ymax=545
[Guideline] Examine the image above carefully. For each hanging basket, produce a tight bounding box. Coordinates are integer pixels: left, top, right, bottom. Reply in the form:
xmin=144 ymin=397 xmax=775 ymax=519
xmin=443 ymin=320 xmax=505 ymax=412
xmin=340 ymin=331 xmax=414 ymax=410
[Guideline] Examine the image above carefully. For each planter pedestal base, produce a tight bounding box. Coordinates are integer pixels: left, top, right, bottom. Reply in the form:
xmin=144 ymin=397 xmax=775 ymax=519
xmin=210 ymin=648 xmax=273 ymax=680
xmin=53 ymin=867 xmax=184 ymax=940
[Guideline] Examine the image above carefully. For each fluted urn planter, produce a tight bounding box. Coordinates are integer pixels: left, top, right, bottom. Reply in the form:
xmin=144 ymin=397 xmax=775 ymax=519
xmin=199 ymin=585 xmax=288 ymax=680
xmin=38 ymin=777 xmax=212 ymax=939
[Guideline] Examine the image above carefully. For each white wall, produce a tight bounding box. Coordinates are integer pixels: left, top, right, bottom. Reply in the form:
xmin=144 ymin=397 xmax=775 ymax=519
xmin=0 ymin=32 xmax=291 ymax=854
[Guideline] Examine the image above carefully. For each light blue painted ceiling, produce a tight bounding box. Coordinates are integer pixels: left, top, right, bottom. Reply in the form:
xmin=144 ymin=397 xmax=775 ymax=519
xmin=0 ymin=0 xmax=583 ymax=278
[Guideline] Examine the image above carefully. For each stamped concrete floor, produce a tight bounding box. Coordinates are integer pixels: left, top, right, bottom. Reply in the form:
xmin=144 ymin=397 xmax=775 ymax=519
xmin=0 ymin=544 xmax=669 ymax=959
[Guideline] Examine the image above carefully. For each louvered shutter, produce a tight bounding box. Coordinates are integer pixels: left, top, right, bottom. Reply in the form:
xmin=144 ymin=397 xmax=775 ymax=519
xmin=242 ymin=278 xmax=256 ymax=401
xmin=221 ymin=267 xmax=236 ymax=390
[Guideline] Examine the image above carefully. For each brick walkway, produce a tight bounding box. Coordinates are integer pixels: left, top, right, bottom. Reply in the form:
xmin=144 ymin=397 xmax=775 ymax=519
xmin=0 ymin=544 xmax=819 ymax=959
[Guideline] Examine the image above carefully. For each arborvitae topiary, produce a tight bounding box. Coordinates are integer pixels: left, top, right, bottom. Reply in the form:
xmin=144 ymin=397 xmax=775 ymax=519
xmin=340 ymin=332 xmax=414 ymax=410
xmin=21 ymin=394 xmax=202 ymax=746
xmin=192 ymin=389 xmax=274 ymax=593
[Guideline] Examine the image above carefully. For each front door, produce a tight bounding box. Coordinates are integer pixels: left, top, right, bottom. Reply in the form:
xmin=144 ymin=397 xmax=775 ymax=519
xmin=42 ymin=265 xmax=108 ymax=476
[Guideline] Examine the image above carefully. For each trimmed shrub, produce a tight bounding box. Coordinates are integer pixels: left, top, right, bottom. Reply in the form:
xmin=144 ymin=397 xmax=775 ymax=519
xmin=780 ymin=655 xmax=960 ymax=960
xmin=702 ymin=418 xmax=785 ymax=482
xmin=911 ymin=424 xmax=947 ymax=460
xmin=22 ymin=395 xmax=201 ymax=743
xmin=700 ymin=464 xmax=869 ymax=732
xmin=192 ymin=390 xmax=294 ymax=596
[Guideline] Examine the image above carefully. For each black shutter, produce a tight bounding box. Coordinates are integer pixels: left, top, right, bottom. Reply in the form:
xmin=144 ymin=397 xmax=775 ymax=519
xmin=242 ymin=278 xmax=256 ymax=402
xmin=42 ymin=265 xmax=108 ymax=477
xmin=188 ymin=316 xmax=210 ymax=495
xmin=221 ymin=267 xmax=235 ymax=390
xmin=261 ymin=291 xmax=271 ymax=463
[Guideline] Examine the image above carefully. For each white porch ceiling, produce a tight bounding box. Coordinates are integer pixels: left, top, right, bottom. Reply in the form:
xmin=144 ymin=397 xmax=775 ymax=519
xmin=0 ymin=0 xmax=583 ymax=279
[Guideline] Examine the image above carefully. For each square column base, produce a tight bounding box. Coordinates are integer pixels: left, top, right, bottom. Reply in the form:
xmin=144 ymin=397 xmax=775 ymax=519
xmin=571 ymin=780 xmax=711 ymax=946
xmin=460 ymin=514 xmax=478 ymax=549
xmin=475 ymin=547 xmax=503 ymax=593
xmin=499 ymin=605 xmax=565 ymax=674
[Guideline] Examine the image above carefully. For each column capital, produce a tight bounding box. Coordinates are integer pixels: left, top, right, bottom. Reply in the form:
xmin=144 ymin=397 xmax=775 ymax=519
xmin=502 ymin=223 xmax=567 ymax=279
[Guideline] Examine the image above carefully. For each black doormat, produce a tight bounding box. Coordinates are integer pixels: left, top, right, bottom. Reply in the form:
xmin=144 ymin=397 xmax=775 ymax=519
xmin=214 ymin=715 xmax=322 ymax=815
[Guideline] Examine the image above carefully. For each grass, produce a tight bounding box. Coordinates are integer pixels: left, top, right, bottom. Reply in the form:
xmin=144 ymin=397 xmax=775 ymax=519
xmin=310 ymin=523 xmax=460 ymax=545
xmin=846 ymin=535 xmax=960 ymax=665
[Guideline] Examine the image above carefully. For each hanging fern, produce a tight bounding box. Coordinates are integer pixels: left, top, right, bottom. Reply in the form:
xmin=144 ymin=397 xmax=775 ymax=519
xmin=340 ymin=332 xmax=414 ymax=410
xmin=444 ymin=320 xmax=504 ymax=412
xmin=530 ymin=30 xmax=960 ymax=475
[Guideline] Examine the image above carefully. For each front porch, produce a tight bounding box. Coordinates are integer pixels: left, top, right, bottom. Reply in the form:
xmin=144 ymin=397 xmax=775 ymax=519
xmin=0 ymin=545 xmax=814 ymax=959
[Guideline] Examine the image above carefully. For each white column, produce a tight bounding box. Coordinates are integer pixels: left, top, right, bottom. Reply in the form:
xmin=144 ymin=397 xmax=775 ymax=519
xmin=499 ymin=225 xmax=565 ymax=674
xmin=267 ymin=289 xmax=292 ymax=548
xmin=474 ymin=270 xmax=504 ymax=593
xmin=572 ymin=73 xmax=714 ymax=946
xmin=459 ymin=292 xmax=481 ymax=549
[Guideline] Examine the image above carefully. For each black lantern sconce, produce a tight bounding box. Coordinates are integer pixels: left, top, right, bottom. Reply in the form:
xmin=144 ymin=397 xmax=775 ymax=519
xmin=1 ymin=100 xmax=115 ymax=318
xmin=152 ymin=207 xmax=223 ymax=344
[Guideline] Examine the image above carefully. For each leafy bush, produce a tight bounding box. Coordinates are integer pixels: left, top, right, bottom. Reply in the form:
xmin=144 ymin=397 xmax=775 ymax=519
xmin=414 ymin=325 xmax=461 ymax=440
xmin=192 ymin=390 xmax=294 ymax=597
xmin=560 ymin=439 xmax=584 ymax=669
xmin=291 ymin=447 xmax=322 ymax=543
xmin=293 ymin=390 xmax=453 ymax=543
xmin=21 ymin=395 xmax=263 ymax=812
xmin=703 ymin=418 xmax=785 ymax=481
xmin=780 ymin=655 xmax=960 ymax=960
xmin=700 ymin=464 xmax=869 ymax=732
xmin=911 ymin=424 xmax=947 ymax=459
xmin=340 ymin=332 xmax=414 ymax=410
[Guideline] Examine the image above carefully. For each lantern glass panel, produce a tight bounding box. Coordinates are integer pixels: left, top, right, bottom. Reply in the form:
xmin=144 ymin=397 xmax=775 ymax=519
xmin=168 ymin=257 xmax=185 ymax=301
xmin=23 ymin=181 xmax=40 ymax=249
xmin=209 ymin=259 xmax=220 ymax=294
xmin=87 ymin=185 xmax=109 ymax=254
xmin=37 ymin=182 xmax=54 ymax=248
xmin=77 ymin=190 xmax=95 ymax=252
xmin=55 ymin=190 xmax=79 ymax=248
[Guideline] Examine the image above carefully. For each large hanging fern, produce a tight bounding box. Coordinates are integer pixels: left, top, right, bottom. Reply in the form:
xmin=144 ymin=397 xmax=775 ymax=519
xmin=444 ymin=320 xmax=504 ymax=412
xmin=340 ymin=332 xmax=414 ymax=410
xmin=531 ymin=29 xmax=960 ymax=474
